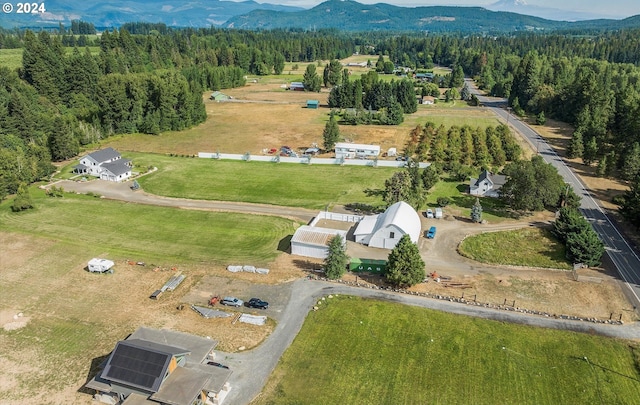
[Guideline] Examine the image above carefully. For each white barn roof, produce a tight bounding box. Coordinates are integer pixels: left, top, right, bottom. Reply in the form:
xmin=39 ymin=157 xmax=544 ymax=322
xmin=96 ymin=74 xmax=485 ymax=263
xmin=355 ymin=201 xmax=421 ymax=249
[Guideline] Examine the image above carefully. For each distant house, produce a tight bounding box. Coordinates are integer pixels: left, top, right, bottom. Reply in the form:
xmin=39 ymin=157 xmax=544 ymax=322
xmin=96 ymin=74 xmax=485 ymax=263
xmin=85 ymin=326 xmax=232 ymax=405
xmin=210 ymin=91 xmax=230 ymax=101
xmin=354 ymin=201 xmax=421 ymax=249
xmin=289 ymin=82 xmax=305 ymax=91
xmin=414 ymin=72 xmax=435 ymax=82
xmin=335 ymin=142 xmax=380 ymax=159
xmin=469 ymin=170 xmax=507 ymax=198
xmin=73 ymin=147 xmax=132 ymax=182
xmin=421 ymin=96 xmax=436 ymax=105
xmin=306 ymin=100 xmax=319 ymax=109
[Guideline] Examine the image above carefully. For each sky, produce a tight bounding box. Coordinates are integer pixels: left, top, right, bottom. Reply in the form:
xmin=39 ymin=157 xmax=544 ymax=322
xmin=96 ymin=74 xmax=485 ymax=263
xmin=244 ymin=0 xmax=640 ymax=19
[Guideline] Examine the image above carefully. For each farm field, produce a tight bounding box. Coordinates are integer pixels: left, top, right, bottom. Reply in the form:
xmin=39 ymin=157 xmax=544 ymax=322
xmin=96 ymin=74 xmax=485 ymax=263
xmin=105 ymin=82 xmax=501 ymax=157
xmin=255 ymin=296 xmax=640 ymax=405
xmin=106 ymin=154 xmax=398 ymax=210
xmin=0 ymin=188 xmax=297 ymax=265
xmin=458 ymin=227 xmax=572 ymax=270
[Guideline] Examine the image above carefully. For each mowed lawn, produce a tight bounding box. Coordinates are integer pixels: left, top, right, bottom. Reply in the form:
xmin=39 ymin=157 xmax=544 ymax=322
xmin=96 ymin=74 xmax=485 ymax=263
xmin=459 ymin=227 xmax=572 ymax=270
xmin=0 ymin=189 xmax=297 ymax=265
xmin=257 ymin=296 xmax=640 ymax=405
xmin=125 ymin=154 xmax=398 ymax=210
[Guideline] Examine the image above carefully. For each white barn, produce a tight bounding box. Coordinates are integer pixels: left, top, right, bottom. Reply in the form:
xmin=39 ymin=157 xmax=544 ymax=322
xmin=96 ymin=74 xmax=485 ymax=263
xmin=354 ymin=201 xmax=421 ymax=249
xmin=335 ymin=142 xmax=380 ymax=159
xmin=290 ymin=226 xmax=347 ymax=259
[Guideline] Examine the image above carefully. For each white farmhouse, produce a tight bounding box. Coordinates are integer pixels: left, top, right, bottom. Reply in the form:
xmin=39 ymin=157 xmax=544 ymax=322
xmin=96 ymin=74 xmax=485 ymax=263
xmin=73 ymin=147 xmax=132 ymax=182
xmin=334 ymin=142 xmax=380 ymax=159
xmin=354 ymin=201 xmax=421 ymax=249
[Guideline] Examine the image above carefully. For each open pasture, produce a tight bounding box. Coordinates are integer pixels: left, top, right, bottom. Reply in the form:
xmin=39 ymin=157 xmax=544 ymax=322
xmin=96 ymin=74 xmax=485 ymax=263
xmin=126 ymin=154 xmax=397 ymax=210
xmin=107 ymin=81 xmax=501 ymax=157
xmin=256 ymin=296 xmax=640 ymax=405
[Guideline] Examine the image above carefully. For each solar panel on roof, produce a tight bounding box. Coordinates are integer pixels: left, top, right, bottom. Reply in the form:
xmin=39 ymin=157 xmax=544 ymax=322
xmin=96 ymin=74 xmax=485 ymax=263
xmin=102 ymin=342 xmax=171 ymax=392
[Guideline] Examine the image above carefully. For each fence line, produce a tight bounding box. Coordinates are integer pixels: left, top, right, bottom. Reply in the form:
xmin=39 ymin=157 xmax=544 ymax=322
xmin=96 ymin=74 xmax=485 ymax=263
xmin=198 ymin=152 xmax=429 ymax=168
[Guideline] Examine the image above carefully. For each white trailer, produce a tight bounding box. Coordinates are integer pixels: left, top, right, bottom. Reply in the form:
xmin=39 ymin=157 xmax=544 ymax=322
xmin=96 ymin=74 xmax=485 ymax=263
xmin=88 ymin=258 xmax=115 ymax=273
xmin=435 ymin=208 xmax=443 ymax=219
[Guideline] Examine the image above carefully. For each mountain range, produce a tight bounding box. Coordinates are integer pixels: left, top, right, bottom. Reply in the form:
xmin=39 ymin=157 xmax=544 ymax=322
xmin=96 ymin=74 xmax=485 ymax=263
xmin=1 ymin=0 xmax=639 ymax=32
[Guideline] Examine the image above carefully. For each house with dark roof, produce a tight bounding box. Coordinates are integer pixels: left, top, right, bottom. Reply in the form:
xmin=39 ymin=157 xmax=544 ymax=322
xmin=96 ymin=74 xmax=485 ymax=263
xmin=73 ymin=147 xmax=132 ymax=182
xmin=85 ymin=326 xmax=232 ymax=405
xmin=469 ymin=170 xmax=507 ymax=198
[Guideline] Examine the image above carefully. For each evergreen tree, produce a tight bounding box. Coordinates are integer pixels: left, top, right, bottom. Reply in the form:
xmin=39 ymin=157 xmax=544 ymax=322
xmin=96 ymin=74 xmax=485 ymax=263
xmin=11 ymin=183 xmax=33 ymax=212
xmin=566 ymin=228 xmax=605 ymax=267
xmin=327 ymin=59 xmax=343 ymax=87
xmin=324 ymin=235 xmax=349 ymax=279
xmin=471 ymin=197 xmax=483 ymax=223
xmin=620 ymin=174 xmax=640 ymax=229
xmin=621 ymin=142 xmax=640 ymax=181
xmin=385 ymin=235 xmax=425 ymax=288
xmin=582 ymin=136 xmax=598 ymax=166
xmin=375 ymin=54 xmax=385 ymax=72
xmin=536 ymin=111 xmax=546 ymax=125
xmin=323 ymin=114 xmax=340 ymax=151
xmin=460 ymin=83 xmax=471 ymax=101
xmin=567 ymin=130 xmax=584 ymax=159
xmin=303 ymin=64 xmax=321 ymax=92
xmin=273 ymin=53 xmax=285 ymax=75
xmin=553 ymin=207 xmax=590 ymax=243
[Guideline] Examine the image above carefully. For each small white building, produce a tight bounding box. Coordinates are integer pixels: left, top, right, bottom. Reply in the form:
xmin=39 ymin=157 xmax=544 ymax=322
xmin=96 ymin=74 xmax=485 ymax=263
xmin=290 ymin=226 xmax=347 ymax=259
xmin=354 ymin=201 xmax=421 ymax=249
xmin=335 ymin=142 xmax=381 ymax=159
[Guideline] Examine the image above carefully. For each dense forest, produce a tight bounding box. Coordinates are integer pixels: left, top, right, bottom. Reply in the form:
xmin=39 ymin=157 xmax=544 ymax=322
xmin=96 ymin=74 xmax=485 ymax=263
xmin=0 ymin=27 xmax=356 ymax=200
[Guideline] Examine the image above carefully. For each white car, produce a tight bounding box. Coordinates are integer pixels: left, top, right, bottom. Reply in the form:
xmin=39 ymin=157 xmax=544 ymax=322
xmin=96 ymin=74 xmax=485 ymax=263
xmin=426 ymin=209 xmax=434 ymax=218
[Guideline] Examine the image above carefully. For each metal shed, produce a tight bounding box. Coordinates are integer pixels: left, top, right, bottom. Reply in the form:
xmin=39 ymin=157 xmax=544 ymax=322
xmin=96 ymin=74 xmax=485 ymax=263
xmin=290 ymin=226 xmax=347 ymax=259
xmin=306 ymin=100 xmax=319 ymax=109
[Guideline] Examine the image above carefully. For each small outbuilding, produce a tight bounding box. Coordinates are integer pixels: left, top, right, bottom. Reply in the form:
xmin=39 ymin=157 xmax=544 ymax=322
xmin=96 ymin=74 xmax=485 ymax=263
xmin=88 ymin=258 xmax=115 ymax=273
xmin=306 ymin=100 xmax=319 ymax=109
xmin=210 ymin=91 xmax=231 ymax=101
xmin=289 ymin=82 xmax=305 ymax=91
xmin=335 ymin=142 xmax=381 ymax=159
xmin=290 ymin=226 xmax=347 ymax=259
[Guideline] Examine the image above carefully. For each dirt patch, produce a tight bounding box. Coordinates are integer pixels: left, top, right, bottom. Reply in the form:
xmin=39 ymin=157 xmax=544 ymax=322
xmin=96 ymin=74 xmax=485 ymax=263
xmin=0 ymin=310 xmax=30 ymax=331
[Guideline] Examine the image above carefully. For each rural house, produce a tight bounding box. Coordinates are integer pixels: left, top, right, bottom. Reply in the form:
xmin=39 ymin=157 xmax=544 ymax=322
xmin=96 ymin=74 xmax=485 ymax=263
xmin=73 ymin=147 xmax=132 ymax=182
xmin=85 ymin=326 xmax=232 ymax=405
xmin=354 ymin=201 xmax=421 ymax=249
xmin=469 ymin=170 xmax=507 ymax=198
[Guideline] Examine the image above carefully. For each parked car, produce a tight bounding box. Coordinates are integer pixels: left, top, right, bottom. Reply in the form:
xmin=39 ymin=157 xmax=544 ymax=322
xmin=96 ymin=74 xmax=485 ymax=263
xmin=207 ymin=361 xmax=230 ymax=369
xmin=426 ymin=209 xmax=434 ymax=218
xmin=426 ymin=226 xmax=437 ymax=239
xmin=220 ymin=296 xmax=244 ymax=307
xmin=247 ymin=298 xmax=269 ymax=309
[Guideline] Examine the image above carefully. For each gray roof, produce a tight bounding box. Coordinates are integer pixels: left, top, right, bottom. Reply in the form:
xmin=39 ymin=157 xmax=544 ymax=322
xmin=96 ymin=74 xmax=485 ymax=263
xmin=101 ymin=161 xmax=131 ymax=177
xmin=149 ymin=367 xmax=210 ymax=405
xmin=129 ymin=326 xmax=218 ymax=365
xmin=122 ymin=392 xmax=158 ymax=405
xmin=87 ymin=147 xmax=120 ymax=164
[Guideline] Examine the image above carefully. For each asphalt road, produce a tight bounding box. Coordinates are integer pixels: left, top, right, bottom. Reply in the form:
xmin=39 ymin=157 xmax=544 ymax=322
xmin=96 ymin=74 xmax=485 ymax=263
xmin=466 ymin=78 xmax=640 ymax=310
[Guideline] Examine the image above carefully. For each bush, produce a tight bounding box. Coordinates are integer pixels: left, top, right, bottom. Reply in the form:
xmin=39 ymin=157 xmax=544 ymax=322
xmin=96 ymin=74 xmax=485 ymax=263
xmin=436 ymin=197 xmax=450 ymax=207
xmin=611 ymin=194 xmax=626 ymax=206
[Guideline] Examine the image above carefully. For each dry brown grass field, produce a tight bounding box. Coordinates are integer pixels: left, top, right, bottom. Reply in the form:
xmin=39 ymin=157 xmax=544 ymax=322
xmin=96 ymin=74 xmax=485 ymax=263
xmin=108 ymin=80 xmax=500 ymax=156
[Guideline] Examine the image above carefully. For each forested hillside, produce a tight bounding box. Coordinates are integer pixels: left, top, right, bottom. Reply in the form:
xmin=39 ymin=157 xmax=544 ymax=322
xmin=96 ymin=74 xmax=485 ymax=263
xmin=0 ymin=27 xmax=357 ymax=200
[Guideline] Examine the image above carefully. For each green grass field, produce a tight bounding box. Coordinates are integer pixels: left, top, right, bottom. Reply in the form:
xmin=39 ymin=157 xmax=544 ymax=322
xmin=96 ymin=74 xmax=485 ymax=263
xmin=257 ymin=296 xmax=640 ymax=405
xmin=0 ymin=188 xmax=296 ymax=265
xmin=425 ymin=178 xmax=514 ymax=223
xmin=458 ymin=227 xmax=572 ymax=270
xmin=79 ymin=153 xmax=399 ymax=210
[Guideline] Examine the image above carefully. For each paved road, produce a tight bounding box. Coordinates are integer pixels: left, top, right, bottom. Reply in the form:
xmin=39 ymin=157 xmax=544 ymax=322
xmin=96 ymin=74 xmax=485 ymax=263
xmin=466 ymin=78 xmax=640 ymax=310
xmin=220 ymin=278 xmax=640 ymax=405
